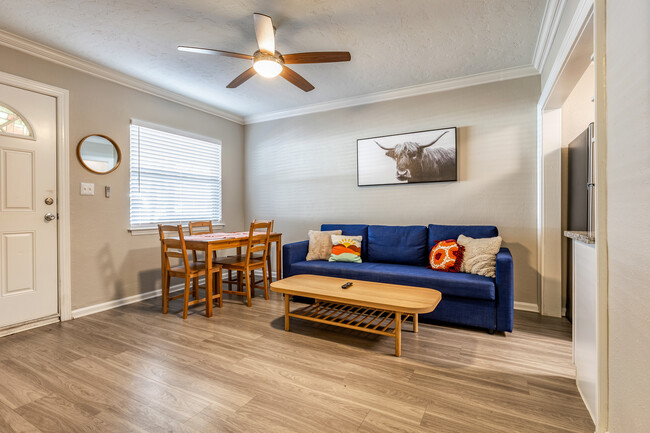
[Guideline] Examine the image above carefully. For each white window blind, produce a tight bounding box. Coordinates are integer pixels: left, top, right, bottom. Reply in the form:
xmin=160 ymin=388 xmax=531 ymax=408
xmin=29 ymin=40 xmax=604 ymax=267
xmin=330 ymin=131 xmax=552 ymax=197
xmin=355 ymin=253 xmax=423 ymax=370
xmin=129 ymin=123 xmax=222 ymax=228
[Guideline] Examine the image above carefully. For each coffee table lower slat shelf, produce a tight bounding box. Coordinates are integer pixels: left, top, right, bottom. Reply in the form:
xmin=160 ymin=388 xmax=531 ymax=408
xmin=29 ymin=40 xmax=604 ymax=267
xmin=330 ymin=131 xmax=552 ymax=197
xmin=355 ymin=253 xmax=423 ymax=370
xmin=288 ymin=301 xmax=414 ymax=338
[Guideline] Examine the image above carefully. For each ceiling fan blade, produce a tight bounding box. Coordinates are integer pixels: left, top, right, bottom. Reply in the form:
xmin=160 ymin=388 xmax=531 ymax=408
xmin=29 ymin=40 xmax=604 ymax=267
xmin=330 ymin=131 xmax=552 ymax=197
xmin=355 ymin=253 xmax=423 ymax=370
xmin=177 ymin=46 xmax=252 ymax=60
xmin=279 ymin=66 xmax=315 ymax=92
xmin=283 ymin=52 xmax=351 ymax=64
xmin=253 ymin=13 xmax=275 ymax=54
xmin=227 ymin=67 xmax=257 ymax=88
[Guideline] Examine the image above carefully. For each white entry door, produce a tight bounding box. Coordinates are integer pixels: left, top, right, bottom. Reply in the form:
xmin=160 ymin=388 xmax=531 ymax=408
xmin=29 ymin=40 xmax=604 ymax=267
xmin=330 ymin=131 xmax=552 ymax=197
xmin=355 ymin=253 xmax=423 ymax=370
xmin=0 ymin=83 xmax=58 ymax=328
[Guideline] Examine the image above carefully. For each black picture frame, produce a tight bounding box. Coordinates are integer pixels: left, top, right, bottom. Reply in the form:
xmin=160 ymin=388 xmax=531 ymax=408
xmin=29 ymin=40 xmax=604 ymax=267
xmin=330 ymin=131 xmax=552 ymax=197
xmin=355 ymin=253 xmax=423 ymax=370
xmin=357 ymin=126 xmax=458 ymax=186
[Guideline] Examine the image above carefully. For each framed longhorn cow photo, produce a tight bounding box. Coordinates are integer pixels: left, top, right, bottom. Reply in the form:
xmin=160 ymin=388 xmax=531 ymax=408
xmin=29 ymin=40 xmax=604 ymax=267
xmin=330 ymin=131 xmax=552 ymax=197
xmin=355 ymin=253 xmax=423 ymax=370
xmin=357 ymin=126 xmax=457 ymax=186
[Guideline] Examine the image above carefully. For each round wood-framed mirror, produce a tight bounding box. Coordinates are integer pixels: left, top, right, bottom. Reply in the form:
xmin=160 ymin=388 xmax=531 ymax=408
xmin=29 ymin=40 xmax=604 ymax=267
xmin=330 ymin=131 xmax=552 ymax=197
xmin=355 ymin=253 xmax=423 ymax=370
xmin=76 ymin=134 xmax=121 ymax=174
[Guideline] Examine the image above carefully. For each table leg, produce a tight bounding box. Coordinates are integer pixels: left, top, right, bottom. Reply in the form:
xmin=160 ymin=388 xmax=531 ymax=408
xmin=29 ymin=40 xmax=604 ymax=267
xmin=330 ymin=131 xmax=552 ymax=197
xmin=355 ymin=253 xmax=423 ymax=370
xmin=216 ymin=268 xmax=223 ymax=308
xmin=395 ymin=312 xmax=402 ymax=357
xmin=205 ymin=245 xmax=213 ymax=317
xmin=413 ymin=313 xmax=418 ymax=333
xmin=276 ymin=237 xmax=282 ymax=280
xmin=236 ymin=245 xmax=243 ymax=291
xmin=284 ymin=295 xmax=291 ymax=331
xmin=161 ymin=248 xmax=168 ymax=314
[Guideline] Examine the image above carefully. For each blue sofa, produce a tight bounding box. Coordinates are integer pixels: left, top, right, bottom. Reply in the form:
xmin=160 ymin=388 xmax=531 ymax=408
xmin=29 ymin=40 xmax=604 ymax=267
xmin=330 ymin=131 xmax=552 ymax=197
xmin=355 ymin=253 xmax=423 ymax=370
xmin=283 ymin=224 xmax=514 ymax=332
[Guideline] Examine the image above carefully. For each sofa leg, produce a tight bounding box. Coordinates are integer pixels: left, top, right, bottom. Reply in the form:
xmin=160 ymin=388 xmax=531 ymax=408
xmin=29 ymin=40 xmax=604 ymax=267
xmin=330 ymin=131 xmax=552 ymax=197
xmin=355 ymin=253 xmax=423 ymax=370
xmin=487 ymin=329 xmax=495 ymax=335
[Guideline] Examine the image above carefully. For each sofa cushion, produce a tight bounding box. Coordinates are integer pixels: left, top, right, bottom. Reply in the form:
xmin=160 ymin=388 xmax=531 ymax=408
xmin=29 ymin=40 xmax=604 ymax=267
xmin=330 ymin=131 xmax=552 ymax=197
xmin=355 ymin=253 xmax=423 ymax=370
xmin=289 ymin=260 xmax=495 ymax=301
xmin=321 ymin=224 xmax=369 ymax=260
xmin=428 ymin=224 xmax=499 ymax=251
xmin=367 ymin=225 xmax=428 ymax=266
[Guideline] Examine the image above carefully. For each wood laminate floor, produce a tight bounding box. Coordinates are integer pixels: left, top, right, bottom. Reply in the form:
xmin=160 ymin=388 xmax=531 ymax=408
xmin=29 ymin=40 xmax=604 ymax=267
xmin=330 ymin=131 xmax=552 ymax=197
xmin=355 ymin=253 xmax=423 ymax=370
xmin=0 ymin=291 xmax=594 ymax=432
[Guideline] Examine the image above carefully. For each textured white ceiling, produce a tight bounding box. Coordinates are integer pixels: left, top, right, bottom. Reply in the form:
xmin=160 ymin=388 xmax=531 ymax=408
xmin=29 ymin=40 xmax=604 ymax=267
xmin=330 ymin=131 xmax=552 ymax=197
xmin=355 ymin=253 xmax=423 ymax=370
xmin=0 ymin=1 xmax=545 ymax=117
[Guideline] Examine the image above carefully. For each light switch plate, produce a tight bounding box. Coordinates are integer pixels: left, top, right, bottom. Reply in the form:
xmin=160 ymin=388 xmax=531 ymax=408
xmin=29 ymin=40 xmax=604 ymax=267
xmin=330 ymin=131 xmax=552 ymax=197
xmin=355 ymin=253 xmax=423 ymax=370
xmin=80 ymin=182 xmax=94 ymax=196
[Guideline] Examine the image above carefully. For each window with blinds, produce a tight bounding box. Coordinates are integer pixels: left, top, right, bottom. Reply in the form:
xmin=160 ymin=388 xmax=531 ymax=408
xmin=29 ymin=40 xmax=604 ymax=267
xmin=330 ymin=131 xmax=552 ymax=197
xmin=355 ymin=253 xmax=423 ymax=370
xmin=129 ymin=122 xmax=222 ymax=229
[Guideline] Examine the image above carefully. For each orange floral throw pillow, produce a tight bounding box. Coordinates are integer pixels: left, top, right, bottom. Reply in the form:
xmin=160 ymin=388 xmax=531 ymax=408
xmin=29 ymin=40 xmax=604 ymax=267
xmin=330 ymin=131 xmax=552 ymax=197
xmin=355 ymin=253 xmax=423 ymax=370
xmin=429 ymin=240 xmax=464 ymax=272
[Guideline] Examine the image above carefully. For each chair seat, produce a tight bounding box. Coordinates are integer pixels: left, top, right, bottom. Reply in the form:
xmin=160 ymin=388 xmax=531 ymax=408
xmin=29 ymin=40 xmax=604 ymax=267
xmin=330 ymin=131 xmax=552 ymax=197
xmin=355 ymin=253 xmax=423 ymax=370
xmin=227 ymin=254 xmax=264 ymax=260
xmin=169 ymin=262 xmax=213 ymax=276
xmin=216 ymin=256 xmax=266 ymax=269
xmin=192 ymin=260 xmax=224 ymax=267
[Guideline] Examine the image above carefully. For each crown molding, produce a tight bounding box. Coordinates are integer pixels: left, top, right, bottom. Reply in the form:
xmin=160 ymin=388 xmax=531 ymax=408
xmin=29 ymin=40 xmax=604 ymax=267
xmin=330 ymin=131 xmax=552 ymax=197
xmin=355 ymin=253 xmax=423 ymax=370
xmin=0 ymin=29 xmax=541 ymax=127
xmin=245 ymin=64 xmax=540 ymax=124
xmin=532 ymin=0 xmax=568 ymax=72
xmin=0 ymin=29 xmax=245 ymax=125
xmin=539 ymin=0 xmax=594 ymax=106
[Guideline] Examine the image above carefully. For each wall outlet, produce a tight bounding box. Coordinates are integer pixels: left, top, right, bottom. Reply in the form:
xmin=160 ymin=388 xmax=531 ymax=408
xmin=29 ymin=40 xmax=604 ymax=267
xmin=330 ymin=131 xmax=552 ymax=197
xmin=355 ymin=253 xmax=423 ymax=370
xmin=80 ymin=182 xmax=94 ymax=196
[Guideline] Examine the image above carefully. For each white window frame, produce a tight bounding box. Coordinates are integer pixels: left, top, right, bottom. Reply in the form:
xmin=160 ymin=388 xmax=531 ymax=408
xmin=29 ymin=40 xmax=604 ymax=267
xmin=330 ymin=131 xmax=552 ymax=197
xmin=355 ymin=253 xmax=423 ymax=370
xmin=128 ymin=119 xmax=224 ymax=235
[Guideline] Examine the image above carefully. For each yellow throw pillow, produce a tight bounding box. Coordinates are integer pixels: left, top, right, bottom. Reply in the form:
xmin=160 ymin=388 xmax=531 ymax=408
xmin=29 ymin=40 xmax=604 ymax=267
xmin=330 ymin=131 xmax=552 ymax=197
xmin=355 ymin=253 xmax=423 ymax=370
xmin=329 ymin=235 xmax=363 ymax=263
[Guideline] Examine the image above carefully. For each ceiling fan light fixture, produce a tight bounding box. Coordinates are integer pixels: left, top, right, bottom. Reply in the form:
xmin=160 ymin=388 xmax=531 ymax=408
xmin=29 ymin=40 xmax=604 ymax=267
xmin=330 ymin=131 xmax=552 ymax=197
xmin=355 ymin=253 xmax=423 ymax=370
xmin=253 ymin=59 xmax=283 ymax=78
xmin=179 ymin=13 xmax=350 ymax=91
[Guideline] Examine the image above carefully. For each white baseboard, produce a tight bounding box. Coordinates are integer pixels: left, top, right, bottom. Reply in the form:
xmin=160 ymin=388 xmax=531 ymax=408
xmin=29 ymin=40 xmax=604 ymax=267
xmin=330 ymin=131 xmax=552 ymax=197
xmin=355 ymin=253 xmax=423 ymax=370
xmin=73 ymin=289 xmax=162 ymax=319
xmin=514 ymin=301 xmax=540 ymax=313
xmin=0 ymin=315 xmax=60 ymax=338
xmin=71 ymin=271 xmax=279 ymax=320
xmin=513 ymin=302 xmax=568 ymax=316
xmin=576 ymin=378 xmax=597 ymax=426
xmin=72 ymin=284 xmax=184 ymax=319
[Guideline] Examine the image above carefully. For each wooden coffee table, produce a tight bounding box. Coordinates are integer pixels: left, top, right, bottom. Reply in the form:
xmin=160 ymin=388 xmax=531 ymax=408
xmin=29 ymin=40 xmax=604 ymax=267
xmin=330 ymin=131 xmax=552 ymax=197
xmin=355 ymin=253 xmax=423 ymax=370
xmin=270 ymin=275 xmax=442 ymax=356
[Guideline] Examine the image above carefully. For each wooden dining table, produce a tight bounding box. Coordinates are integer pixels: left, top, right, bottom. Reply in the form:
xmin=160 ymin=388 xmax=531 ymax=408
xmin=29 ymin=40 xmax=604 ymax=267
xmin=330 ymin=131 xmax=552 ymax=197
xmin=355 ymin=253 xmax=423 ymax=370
xmin=181 ymin=231 xmax=282 ymax=317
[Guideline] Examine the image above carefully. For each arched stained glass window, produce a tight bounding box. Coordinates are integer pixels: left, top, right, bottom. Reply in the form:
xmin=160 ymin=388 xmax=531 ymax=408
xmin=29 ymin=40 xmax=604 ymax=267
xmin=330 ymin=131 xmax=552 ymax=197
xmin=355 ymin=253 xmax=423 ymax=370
xmin=0 ymin=103 xmax=33 ymax=138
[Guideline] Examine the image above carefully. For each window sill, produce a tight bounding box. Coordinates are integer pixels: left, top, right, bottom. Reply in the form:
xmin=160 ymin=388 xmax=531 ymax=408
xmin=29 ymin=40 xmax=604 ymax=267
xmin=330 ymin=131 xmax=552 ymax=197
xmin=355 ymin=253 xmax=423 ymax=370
xmin=128 ymin=222 xmax=226 ymax=236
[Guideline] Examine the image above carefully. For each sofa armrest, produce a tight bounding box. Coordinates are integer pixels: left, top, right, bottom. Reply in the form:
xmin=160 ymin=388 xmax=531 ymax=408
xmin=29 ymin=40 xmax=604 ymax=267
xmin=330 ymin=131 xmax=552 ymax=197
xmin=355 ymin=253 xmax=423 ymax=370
xmin=495 ymin=247 xmax=514 ymax=332
xmin=283 ymin=240 xmax=309 ymax=277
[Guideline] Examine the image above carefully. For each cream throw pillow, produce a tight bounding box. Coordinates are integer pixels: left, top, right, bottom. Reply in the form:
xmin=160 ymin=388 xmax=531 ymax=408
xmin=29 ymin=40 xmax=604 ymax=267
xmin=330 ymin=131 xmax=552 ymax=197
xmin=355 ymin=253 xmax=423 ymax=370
xmin=306 ymin=230 xmax=342 ymax=261
xmin=457 ymin=235 xmax=503 ymax=278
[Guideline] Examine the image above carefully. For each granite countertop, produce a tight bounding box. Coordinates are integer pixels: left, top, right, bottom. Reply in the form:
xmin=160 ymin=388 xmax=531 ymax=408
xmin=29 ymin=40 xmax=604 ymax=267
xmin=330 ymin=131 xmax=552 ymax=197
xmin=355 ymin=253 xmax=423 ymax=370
xmin=564 ymin=230 xmax=595 ymax=244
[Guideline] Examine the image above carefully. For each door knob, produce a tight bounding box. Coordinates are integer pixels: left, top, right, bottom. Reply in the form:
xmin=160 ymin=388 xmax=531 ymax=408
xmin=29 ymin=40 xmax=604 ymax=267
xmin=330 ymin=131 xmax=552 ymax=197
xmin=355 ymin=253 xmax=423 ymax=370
xmin=44 ymin=213 xmax=56 ymax=222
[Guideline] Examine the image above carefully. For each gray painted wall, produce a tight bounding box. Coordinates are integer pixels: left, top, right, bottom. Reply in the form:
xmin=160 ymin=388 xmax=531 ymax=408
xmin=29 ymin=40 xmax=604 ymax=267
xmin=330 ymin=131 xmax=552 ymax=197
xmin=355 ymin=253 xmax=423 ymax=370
xmin=245 ymin=76 xmax=541 ymax=305
xmin=0 ymin=45 xmax=246 ymax=310
xmin=606 ymin=0 xmax=650 ymax=431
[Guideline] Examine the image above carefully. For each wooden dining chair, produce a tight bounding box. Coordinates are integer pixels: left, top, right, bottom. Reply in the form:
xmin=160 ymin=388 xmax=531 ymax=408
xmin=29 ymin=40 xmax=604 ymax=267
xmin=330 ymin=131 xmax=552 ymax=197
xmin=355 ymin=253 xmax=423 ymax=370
xmin=158 ymin=224 xmax=222 ymax=319
xmin=190 ymin=220 xmax=241 ymax=290
xmin=188 ymin=220 xmax=214 ymax=240
xmin=227 ymin=219 xmax=275 ymax=289
xmin=252 ymin=219 xmax=274 ymax=287
xmin=188 ymin=220 xmax=219 ymax=299
xmin=216 ymin=220 xmax=272 ymax=307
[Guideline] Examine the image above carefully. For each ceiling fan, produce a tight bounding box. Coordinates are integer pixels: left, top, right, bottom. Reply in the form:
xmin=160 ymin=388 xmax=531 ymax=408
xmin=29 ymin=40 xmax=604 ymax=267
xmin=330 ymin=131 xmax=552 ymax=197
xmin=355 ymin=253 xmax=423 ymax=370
xmin=178 ymin=13 xmax=351 ymax=92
